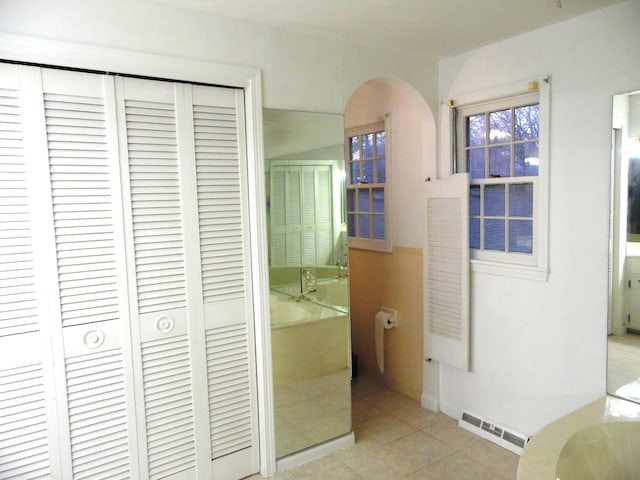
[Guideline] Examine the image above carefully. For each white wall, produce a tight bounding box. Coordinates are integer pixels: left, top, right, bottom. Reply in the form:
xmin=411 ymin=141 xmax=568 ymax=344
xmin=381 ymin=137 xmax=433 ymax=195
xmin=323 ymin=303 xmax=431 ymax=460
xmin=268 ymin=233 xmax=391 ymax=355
xmin=0 ymin=0 xmax=438 ymax=115
xmin=436 ymin=0 xmax=640 ymax=435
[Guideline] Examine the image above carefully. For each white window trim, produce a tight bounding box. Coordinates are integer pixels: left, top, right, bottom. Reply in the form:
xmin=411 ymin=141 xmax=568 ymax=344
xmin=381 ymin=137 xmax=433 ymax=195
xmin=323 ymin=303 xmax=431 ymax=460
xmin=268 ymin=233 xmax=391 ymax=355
xmin=448 ymin=77 xmax=550 ymax=282
xmin=345 ymin=116 xmax=392 ymax=253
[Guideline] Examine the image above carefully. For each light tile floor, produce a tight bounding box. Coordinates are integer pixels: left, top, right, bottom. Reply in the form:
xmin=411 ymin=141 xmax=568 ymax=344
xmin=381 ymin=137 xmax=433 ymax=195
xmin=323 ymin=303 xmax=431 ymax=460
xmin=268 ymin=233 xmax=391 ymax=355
xmin=249 ymin=377 xmax=520 ymax=480
xmin=608 ymin=332 xmax=640 ymax=402
xmin=608 ymin=332 xmax=640 ymax=391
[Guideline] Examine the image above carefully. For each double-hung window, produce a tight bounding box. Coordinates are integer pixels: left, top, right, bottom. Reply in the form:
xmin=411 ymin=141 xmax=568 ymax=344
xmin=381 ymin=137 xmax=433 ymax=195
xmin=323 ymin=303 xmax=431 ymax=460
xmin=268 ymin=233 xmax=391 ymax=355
xmin=454 ymin=82 xmax=549 ymax=280
xmin=346 ymin=120 xmax=391 ymax=252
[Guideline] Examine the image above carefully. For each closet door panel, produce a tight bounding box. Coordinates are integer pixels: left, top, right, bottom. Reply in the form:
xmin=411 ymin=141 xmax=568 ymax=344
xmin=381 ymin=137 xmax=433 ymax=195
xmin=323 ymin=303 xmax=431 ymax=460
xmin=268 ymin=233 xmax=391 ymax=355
xmin=40 ymin=68 xmax=137 ymax=479
xmin=120 ymin=77 xmax=197 ymax=479
xmin=0 ymin=63 xmax=53 ymax=479
xmin=192 ymin=86 xmax=258 ymax=477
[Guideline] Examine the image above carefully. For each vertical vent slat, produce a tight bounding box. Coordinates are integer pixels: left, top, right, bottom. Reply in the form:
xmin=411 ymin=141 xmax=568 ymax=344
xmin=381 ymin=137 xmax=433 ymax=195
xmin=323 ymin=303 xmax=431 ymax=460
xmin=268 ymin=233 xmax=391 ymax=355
xmin=426 ymin=198 xmax=463 ymax=339
xmin=206 ymin=325 xmax=253 ymax=459
xmin=142 ymin=334 xmax=195 ymax=479
xmin=126 ymin=99 xmax=186 ymax=315
xmin=194 ymin=104 xmax=246 ymax=304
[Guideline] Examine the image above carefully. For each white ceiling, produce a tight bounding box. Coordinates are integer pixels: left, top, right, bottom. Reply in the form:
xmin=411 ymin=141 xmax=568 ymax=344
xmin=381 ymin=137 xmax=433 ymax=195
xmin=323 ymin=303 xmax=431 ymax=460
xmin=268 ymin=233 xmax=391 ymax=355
xmin=152 ymin=0 xmax=624 ymax=58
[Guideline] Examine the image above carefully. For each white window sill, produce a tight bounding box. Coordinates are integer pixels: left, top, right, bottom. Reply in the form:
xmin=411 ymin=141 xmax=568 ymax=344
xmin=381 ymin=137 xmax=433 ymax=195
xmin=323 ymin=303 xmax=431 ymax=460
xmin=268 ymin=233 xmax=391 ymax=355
xmin=471 ymin=259 xmax=549 ymax=282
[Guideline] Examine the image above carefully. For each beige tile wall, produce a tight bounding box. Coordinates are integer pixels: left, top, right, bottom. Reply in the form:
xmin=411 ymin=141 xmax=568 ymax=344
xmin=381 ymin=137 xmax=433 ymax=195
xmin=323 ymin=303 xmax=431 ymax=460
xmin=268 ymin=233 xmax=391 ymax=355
xmin=349 ymin=246 xmax=423 ymax=400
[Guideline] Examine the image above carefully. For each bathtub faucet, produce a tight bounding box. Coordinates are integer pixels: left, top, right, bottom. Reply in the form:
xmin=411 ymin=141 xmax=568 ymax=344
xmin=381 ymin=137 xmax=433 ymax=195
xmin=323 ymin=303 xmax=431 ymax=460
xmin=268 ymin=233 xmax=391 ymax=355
xmin=336 ymin=261 xmax=348 ymax=279
xmin=300 ymin=268 xmax=317 ymax=296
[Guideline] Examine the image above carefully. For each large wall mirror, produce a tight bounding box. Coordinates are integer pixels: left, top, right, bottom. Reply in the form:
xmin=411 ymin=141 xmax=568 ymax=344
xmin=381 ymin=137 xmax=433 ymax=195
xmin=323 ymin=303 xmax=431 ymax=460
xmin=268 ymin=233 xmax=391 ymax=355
xmin=608 ymin=90 xmax=640 ymax=403
xmin=263 ymin=109 xmax=351 ymax=458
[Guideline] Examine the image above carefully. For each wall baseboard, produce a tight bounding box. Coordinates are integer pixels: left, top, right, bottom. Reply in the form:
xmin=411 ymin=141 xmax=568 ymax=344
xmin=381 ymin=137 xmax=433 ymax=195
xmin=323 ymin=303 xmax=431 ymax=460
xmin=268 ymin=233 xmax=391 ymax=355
xmin=439 ymin=400 xmax=461 ymax=420
xmin=421 ymin=393 xmax=440 ymax=412
xmin=276 ymin=432 xmax=355 ymax=473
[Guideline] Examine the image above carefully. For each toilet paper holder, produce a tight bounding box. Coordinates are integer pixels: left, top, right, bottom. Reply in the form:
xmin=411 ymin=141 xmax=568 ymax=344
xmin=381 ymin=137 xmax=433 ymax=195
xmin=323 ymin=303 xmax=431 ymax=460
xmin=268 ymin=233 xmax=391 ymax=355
xmin=375 ymin=307 xmax=398 ymax=374
xmin=379 ymin=306 xmax=398 ymax=328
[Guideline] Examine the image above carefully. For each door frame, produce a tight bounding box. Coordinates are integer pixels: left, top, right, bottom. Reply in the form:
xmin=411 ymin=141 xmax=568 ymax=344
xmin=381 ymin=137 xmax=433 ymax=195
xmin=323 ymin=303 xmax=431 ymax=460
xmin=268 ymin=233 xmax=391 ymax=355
xmin=0 ymin=32 xmax=276 ymax=476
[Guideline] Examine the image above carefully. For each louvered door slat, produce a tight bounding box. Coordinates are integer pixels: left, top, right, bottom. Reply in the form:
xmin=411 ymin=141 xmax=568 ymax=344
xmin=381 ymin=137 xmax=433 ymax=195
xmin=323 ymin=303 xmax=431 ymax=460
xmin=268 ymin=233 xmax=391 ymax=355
xmin=194 ymin=103 xmax=246 ymax=304
xmin=0 ymin=87 xmax=39 ymax=337
xmin=44 ymin=92 xmax=120 ymax=329
xmin=126 ymin=98 xmax=187 ymax=315
xmin=206 ymin=324 xmax=253 ymax=459
xmin=64 ymin=343 xmax=130 ymax=480
xmin=0 ymin=363 xmax=50 ymax=479
xmin=141 ymin=333 xmax=195 ymax=479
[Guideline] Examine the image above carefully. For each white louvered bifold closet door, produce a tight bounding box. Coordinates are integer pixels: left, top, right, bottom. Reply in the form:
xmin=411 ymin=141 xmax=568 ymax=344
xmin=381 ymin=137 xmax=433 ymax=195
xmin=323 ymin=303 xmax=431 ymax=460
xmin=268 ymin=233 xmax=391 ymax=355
xmin=270 ymin=165 xmax=333 ymax=267
xmin=192 ymin=85 xmax=258 ymax=479
xmin=0 ymin=62 xmax=258 ymax=480
xmin=118 ymin=77 xmax=197 ymax=480
xmin=301 ymin=166 xmax=333 ymax=266
xmin=117 ymin=77 xmax=258 ymax=480
xmin=424 ymin=173 xmax=470 ymax=372
xmin=39 ymin=68 xmax=137 ymax=480
xmin=0 ymin=63 xmax=53 ymax=480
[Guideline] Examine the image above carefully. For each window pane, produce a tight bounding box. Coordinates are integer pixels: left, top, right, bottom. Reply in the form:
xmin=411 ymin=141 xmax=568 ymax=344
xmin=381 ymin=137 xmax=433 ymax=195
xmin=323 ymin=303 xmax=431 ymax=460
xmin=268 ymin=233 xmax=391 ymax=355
xmin=467 ymin=114 xmax=486 ymax=147
xmin=358 ymin=189 xmax=370 ymax=213
xmin=468 ymin=148 xmax=485 ymax=179
xmin=514 ymin=141 xmax=539 ymax=177
xmin=372 ymin=188 xmax=384 ymax=213
xmin=509 ymin=219 xmax=533 ymax=253
xmin=373 ymin=214 xmax=385 ymax=240
xmin=484 ymin=184 xmax=505 ymax=216
xmin=376 ymin=131 xmax=386 ymax=156
xmin=346 ymin=189 xmax=355 ymax=212
xmin=362 ymin=133 xmax=374 ymax=158
xmin=489 ymin=109 xmax=511 ymax=144
xmin=359 ymin=214 xmax=370 ymax=239
xmin=347 ymin=213 xmax=356 ymax=237
xmin=489 ymin=145 xmax=510 ymax=178
xmin=376 ymin=158 xmax=386 ymax=183
xmin=350 ymin=136 xmax=360 ymax=161
xmin=485 ymin=219 xmax=505 ymax=251
xmin=515 ymin=104 xmax=539 ymax=141
xmin=470 ymin=185 xmax=481 ymax=216
xmin=509 ymin=183 xmax=533 ymax=217
xmin=470 ymin=218 xmax=481 ymax=249
xmin=351 ymin=161 xmax=360 ymax=184
xmin=362 ymin=160 xmax=373 ymax=184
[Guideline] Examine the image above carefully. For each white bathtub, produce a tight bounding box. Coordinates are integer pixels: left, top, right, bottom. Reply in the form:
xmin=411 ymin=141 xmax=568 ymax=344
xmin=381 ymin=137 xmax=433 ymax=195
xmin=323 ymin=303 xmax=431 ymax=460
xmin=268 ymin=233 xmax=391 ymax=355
xmin=518 ymin=396 xmax=640 ymax=480
xmin=272 ymin=277 xmax=349 ymax=313
xmin=270 ymin=291 xmax=350 ymax=386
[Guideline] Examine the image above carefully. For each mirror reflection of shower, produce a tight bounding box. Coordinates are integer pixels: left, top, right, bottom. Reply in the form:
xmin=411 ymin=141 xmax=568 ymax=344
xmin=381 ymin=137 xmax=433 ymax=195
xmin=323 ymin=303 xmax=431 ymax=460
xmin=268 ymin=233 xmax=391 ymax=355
xmin=263 ymin=109 xmax=352 ymax=459
xmin=608 ymin=91 xmax=640 ymax=404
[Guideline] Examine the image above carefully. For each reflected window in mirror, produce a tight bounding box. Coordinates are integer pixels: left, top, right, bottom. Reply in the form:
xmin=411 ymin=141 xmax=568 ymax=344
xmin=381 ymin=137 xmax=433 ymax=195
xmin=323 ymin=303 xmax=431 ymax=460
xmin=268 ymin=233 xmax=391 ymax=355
xmin=346 ymin=120 xmax=391 ymax=252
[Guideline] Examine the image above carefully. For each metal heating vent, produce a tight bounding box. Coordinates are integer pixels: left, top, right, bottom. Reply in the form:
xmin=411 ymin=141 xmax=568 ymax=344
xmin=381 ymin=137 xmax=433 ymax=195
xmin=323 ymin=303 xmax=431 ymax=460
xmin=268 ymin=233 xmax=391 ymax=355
xmin=459 ymin=411 xmax=529 ymax=455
